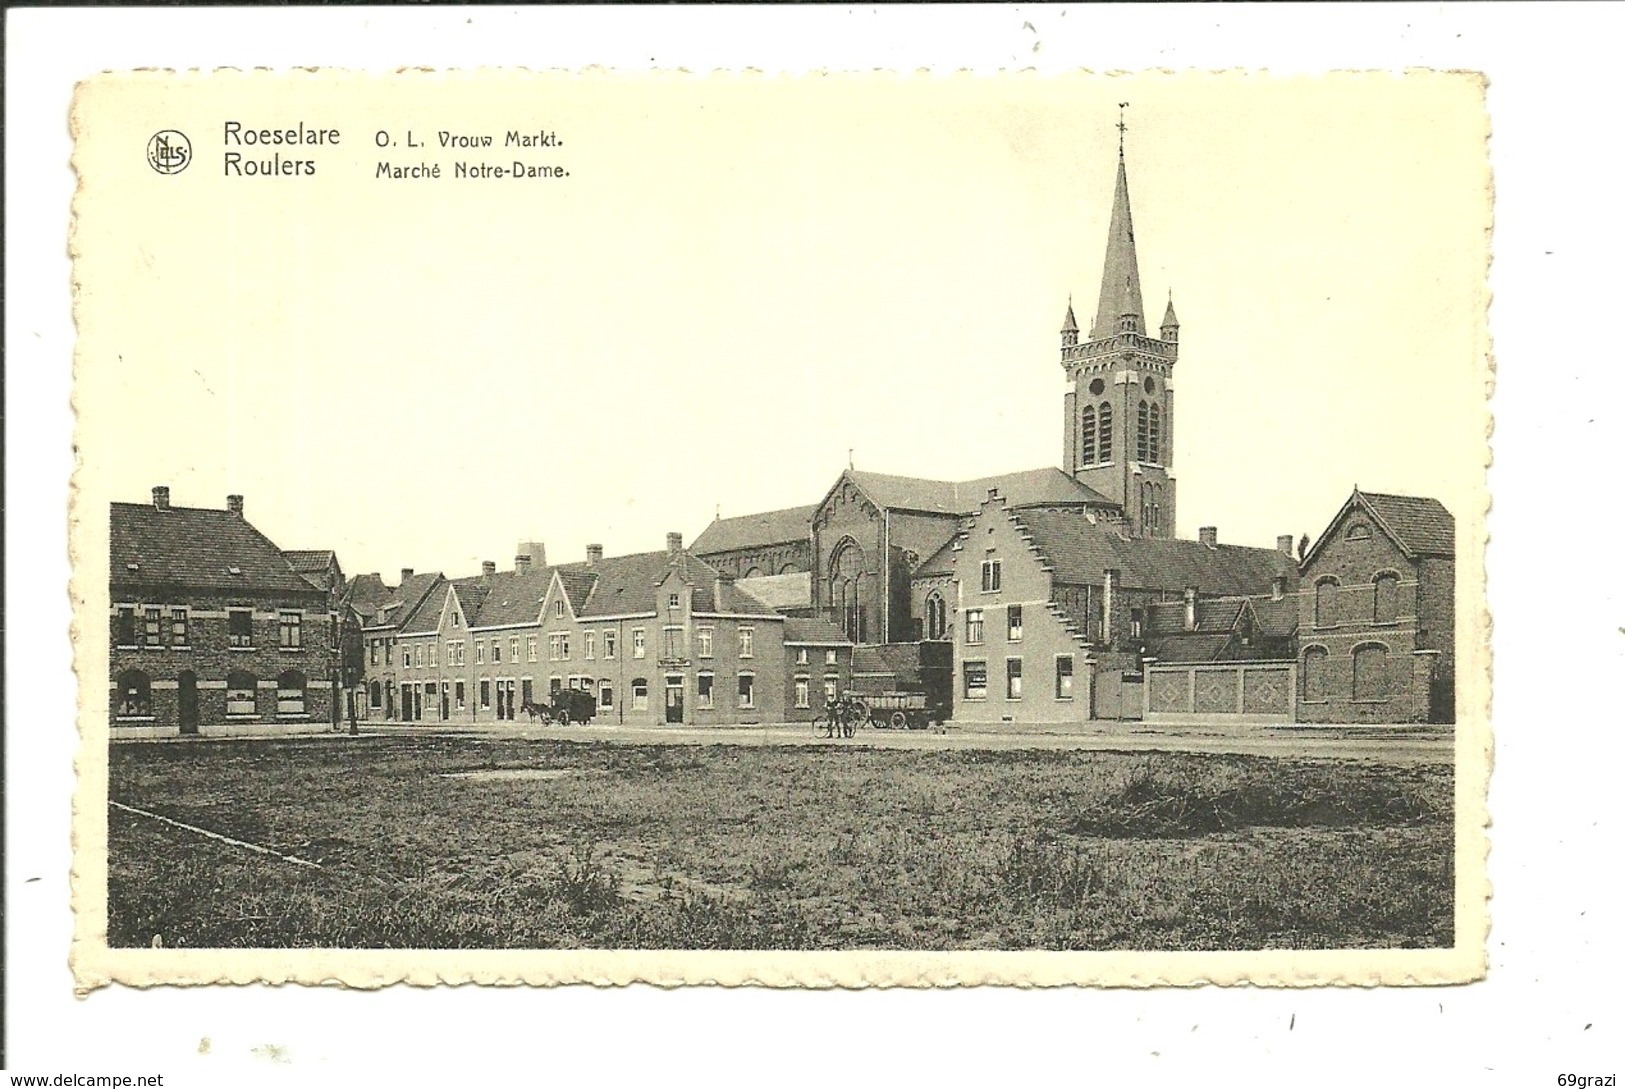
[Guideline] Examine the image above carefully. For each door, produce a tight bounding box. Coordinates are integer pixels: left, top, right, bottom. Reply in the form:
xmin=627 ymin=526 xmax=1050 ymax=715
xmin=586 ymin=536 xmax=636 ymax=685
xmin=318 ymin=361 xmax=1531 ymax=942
xmin=177 ymin=671 xmax=199 ymax=735
xmin=664 ymin=676 xmax=684 ymax=724
xmin=440 ymin=682 xmax=450 ymax=720
xmin=400 ymin=684 xmax=412 ymax=721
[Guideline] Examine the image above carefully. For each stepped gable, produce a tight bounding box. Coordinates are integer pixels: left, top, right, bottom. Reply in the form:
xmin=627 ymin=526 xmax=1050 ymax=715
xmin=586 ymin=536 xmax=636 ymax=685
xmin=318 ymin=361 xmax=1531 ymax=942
xmin=111 ymin=501 xmax=321 ymax=596
xmin=692 ymin=504 xmax=816 ymax=554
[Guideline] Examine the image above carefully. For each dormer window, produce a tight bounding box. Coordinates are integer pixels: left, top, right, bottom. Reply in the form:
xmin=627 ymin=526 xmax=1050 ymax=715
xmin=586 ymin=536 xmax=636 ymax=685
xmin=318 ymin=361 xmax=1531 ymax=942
xmin=227 ymin=566 xmax=243 ymax=576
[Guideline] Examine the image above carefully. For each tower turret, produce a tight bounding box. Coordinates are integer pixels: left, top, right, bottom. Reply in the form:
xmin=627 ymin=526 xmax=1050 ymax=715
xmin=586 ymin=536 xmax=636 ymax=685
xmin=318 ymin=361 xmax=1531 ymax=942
xmin=1161 ymin=293 xmax=1179 ymax=350
xmin=1061 ymin=299 xmax=1079 ymax=348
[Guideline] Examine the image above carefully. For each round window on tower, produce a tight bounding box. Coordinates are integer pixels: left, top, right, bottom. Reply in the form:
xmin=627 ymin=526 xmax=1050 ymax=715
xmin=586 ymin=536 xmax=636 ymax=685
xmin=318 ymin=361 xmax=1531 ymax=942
xmin=1144 ymin=377 xmax=1156 ymax=394
xmin=1089 ymin=378 xmax=1106 ymax=396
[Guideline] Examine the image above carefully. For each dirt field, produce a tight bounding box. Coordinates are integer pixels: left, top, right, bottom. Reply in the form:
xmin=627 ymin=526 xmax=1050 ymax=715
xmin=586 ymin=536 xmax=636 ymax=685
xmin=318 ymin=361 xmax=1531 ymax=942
xmin=107 ymin=735 xmax=1454 ymax=950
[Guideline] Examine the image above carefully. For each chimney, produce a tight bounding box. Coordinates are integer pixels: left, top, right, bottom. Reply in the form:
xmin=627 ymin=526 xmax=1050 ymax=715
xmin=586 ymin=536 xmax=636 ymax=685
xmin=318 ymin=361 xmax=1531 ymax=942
xmin=152 ymin=486 xmax=171 ymax=511
xmin=586 ymin=543 xmax=603 ymax=567
xmin=1277 ymin=534 xmax=1294 ymax=556
xmin=516 ymin=540 xmax=546 ymax=573
xmin=400 ymin=567 xmax=414 ymax=583
xmin=1198 ymin=526 xmax=1218 ymax=547
xmin=1183 ymin=587 xmax=1198 ymax=631
xmin=666 ymin=531 xmax=683 ymax=555
xmin=226 ymin=493 xmax=243 ymax=517
xmin=1271 ymin=575 xmax=1286 ymax=602
xmin=482 ymin=560 xmax=497 ymax=578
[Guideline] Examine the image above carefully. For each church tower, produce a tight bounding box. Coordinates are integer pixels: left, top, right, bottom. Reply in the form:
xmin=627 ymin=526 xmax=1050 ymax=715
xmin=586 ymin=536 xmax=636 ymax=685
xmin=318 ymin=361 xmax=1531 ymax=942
xmin=1060 ymin=116 xmax=1178 ymax=539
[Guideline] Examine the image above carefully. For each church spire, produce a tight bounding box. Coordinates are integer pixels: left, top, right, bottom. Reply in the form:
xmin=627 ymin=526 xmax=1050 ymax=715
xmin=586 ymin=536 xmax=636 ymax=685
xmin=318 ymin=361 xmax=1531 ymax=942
xmin=1091 ymin=109 xmax=1146 ymax=340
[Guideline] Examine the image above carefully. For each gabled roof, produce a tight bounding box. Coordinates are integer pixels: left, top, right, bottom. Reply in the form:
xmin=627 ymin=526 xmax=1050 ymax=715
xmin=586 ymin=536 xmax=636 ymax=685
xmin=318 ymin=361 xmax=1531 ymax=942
xmin=1011 ymin=507 xmax=1297 ymax=596
xmin=1303 ymin=489 xmax=1456 ymax=567
xmin=467 ymin=570 xmax=551 ymax=629
xmin=914 ymin=535 xmax=961 ymax=578
xmin=110 ymin=501 xmax=323 ymax=596
xmin=399 ymin=580 xmax=453 ymax=636
xmin=448 ymin=577 xmax=490 ymax=628
xmin=370 ymin=571 xmax=442 ymax=630
xmin=345 ymin=573 xmax=395 ymax=619
xmin=843 ymin=466 xmax=1113 ymax=517
xmin=283 ymin=549 xmax=337 ymax=574
xmin=691 ymin=505 xmax=817 ymax=556
xmin=784 ymin=616 xmax=853 ymax=646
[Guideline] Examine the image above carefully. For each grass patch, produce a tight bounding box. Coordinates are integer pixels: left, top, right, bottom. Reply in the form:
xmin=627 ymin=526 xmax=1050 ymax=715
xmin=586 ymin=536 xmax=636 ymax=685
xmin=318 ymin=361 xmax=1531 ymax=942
xmin=108 ymin=737 xmax=1453 ymax=951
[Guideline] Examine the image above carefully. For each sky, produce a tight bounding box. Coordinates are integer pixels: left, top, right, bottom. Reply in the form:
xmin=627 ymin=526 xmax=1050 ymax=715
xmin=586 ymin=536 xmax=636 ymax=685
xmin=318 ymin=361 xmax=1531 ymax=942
xmin=74 ymin=70 xmax=1488 ymax=582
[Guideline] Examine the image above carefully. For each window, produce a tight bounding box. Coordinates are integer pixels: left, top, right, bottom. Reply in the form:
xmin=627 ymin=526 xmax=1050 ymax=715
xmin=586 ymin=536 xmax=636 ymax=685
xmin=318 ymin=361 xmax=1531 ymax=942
xmin=229 ymin=604 xmax=253 ymax=650
xmin=528 ymin=636 xmax=539 ymax=662
xmin=114 ymin=669 xmax=153 ymax=718
xmin=584 ymin=631 xmax=596 ymax=660
xmin=737 ymin=672 xmax=755 ymax=709
xmin=1130 ymin=608 xmax=1143 ymax=639
xmin=404 ymin=646 xmax=415 ymax=669
xmin=1373 ymin=572 xmax=1401 ymax=624
xmin=963 ymin=660 xmax=988 ymax=701
xmin=554 ymin=600 xmax=565 ymax=618
xmin=696 ymin=627 xmax=714 ymax=659
xmin=794 ymin=676 xmax=811 ymax=709
xmin=1098 ymin=403 xmax=1113 ymax=462
xmin=429 ymin=643 xmax=438 ymax=667
xmin=455 ymin=641 xmax=466 ymax=666
xmin=1007 ymin=605 xmax=1023 ymax=641
xmin=1303 ymin=646 xmax=1330 ymax=702
xmin=370 ymin=640 xmax=379 ymax=666
xmin=633 ymin=629 xmax=646 ymax=659
xmin=1006 ymin=658 xmax=1023 ymax=700
xmin=480 ymin=679 xmax=491 ymax=708
xmin=663 ymin=626 xmax=686 ymax=660
xmin=738 ymin=627 xmax=754 ymax=658
xmin=603 ymin=630 xmax=616 ymax=659
xmin=599 ymin=680 xmax=613 ymax=709
xmin=1353 ymin=643 xmax=1390 ymax=702
xmin=140 ymin=607 xmax=162 ymax=647
xmin=115 ymin=607 xmax=137 ymax=647
xmin=369 ymin=681 xmax=382 ymax=709
xmin=226 ymin=671 xmax=257 ymax=716
xmin=1137 ymin=399 xmax=1151 ymax=462
xmin=824 ymin=678 xmax=838 ymax=706
xmin=455 ymin=681 xmax=466 ymax=710
xmin=697 ymin=672 xmax=714 ymax=710
xmin=279 ymin=611 xmax=302 ymax=649
xmin=548 ymin=634 xmax=563 ymax=661
xmin=1080 ymin=406 xmax=1097 ymax=464
xmin=170 ymin=607 xmax=189 ymax=647
xmin=981 ymin=558 xmax=1002 ymax=593
xmin=510 ymin=637 xmax=520 ymax=663
xmin=1055 ymin=655 xmax=1074 ymax=700
xmin=385 ymin=640 xmax=393 ymax=665
xmin=451 ymin=610 xmax=460 ymax=628
xmin=631 ymin=678 xmax=648 ymax=711
xmin=476 ymin=640 xmax=485 ymax=664
xmin=276 ymin=670 xmax=306 ymax=715
xmin=1314 ymin=578 xmax=1338 ymax=628
xmin=1149 ymin=403 xmax=1162 ymax=463
xmin=965 ymin=609 xmax=984 ymax=645
xmin=825 ymin=649 xmax=838 ymax=666
xmin=491 ymin=640 xmax=501 ymax=663
xmin=668 ymin=592 xmax=680 ymax=610
xmin=925 ymin=592 xmax=947 ymax=640
xmin=1346 ymin=522 xmax=1371 ymax=541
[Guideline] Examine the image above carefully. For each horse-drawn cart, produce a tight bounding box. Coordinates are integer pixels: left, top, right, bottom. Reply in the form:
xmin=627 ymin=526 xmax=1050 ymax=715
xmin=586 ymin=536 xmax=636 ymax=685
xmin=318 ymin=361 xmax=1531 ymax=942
xmin=865 ymin=691 xmax=934 ymax=730
xmin=521 ymin=688 xmax=597 ymax=726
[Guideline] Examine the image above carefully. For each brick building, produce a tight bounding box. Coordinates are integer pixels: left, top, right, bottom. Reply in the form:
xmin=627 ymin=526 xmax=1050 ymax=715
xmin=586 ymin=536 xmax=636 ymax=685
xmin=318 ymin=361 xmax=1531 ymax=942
xmin=1295 ymin=489 xmax=1456 ymax=724
xmin=109 ymin=487 xmax=339 ymax=738
xmin=361 ymin=534 xmax=792 ymax=727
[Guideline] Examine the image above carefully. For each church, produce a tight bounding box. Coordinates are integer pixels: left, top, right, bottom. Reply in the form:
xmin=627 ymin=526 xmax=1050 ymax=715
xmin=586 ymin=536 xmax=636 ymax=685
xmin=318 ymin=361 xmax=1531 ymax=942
xmin=692 ymin=127 xmax=1308 ymax=722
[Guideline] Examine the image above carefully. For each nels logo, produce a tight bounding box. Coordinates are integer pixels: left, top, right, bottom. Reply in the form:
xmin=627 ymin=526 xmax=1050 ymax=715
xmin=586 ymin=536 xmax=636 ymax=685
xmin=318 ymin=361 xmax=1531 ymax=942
xmin=146 ymin=130 xmax=191 ymax=175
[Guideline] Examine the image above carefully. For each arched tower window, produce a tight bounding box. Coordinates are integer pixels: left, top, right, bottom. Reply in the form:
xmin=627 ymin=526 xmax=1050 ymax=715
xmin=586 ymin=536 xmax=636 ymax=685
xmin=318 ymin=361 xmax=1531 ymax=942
xmin=1136 ymin=400 xmax=1150 ymax=462
xmin=1079 ymin=406 xmax=1096 ymax=465
xmin=1149 ymin=403 xmax=1162 ymax=464
xmin=1097 ymin=403 xmax=1113 ymax=462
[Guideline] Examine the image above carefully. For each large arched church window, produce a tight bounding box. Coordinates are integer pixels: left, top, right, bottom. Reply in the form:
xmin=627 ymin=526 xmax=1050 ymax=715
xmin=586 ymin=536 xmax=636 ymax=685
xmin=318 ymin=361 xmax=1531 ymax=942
xmin=829 ymin=538 xmax=866 ymax=643
xmin=925 ymin=591 xmax=947 ymax=641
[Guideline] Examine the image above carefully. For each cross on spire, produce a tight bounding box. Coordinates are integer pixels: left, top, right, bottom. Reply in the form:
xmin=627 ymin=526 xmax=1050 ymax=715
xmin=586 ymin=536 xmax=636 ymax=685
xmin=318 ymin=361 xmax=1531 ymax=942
xmin=1117 ymin=101 xmax=1129 ymax=160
